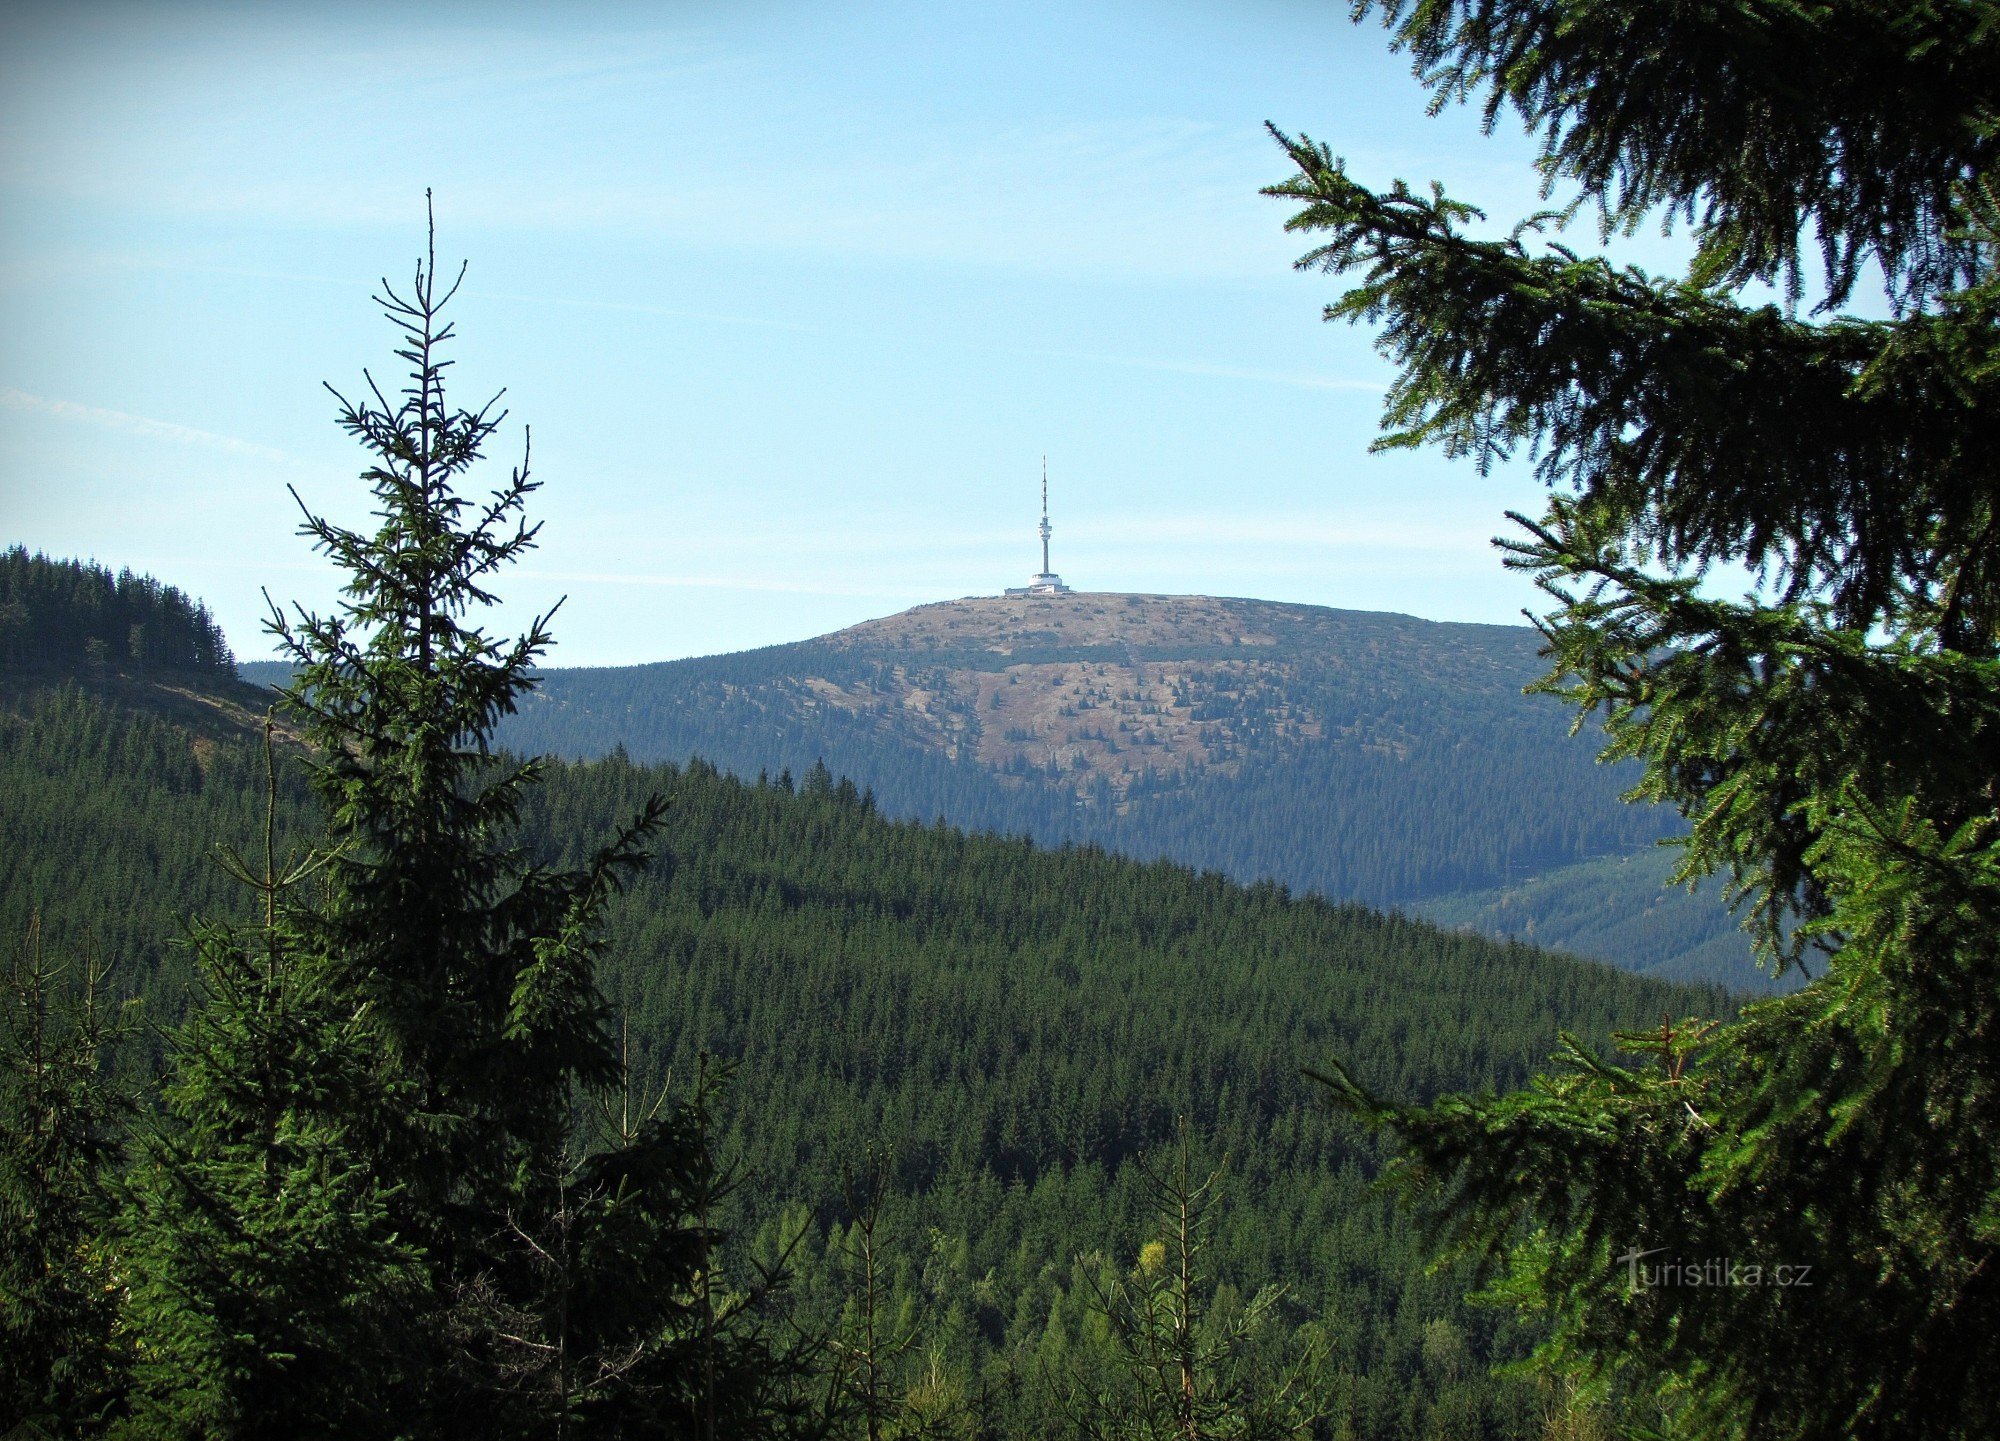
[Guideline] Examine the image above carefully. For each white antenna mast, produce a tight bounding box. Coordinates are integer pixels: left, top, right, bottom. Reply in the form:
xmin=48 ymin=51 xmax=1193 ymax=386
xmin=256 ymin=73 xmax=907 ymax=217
xmin=1040 ymin=456 xmax=1052 ymax=577
xmin=1004 ymin=456 xmax=1073 ymax=598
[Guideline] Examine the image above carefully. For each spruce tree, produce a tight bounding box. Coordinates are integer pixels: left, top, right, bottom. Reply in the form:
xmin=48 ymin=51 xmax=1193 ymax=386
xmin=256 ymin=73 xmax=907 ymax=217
xmin=1061 ymin=1136 xmax=1324 ymax=1441
xmin=1267 ymin=3 xmax=2000 ymax=1437
xmin=122 ymin=199 xmax=802 ymax=1438
xmin=0 ymin=920 xmax=132 ymax=1436
xmin=117 ymin=721 xmax=418 ymax=1438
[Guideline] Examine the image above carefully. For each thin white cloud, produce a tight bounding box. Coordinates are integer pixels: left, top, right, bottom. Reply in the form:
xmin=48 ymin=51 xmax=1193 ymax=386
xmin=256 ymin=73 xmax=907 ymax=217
xmin=0 ymin=387 xmax=297 ymax=463
xmin=1048 ymin=350 xmax=1387 ymax=394
xmin=496 ymin=117 xmax=1301 ymax=282
xmin=520 ymin=567 xmax=927 ymax=601
xmin=463 ymin=286 xmax=806 ymax=331
xmin=1079 ymin=513 xmax=1500 ymax=552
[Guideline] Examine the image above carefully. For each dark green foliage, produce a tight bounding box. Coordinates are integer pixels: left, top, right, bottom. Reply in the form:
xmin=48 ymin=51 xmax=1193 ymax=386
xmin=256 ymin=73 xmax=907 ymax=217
xmin=1413 ymin=849 xmax=1779 ymax=992
xmin=108 ymin=212 xmax=798 ymax=1438
xmin=117 ymin=881 xmax=420 ymax=1438
xmin=0 ymin=548 xmax=234 ymax=677
xmin=1269 ymin=3 xmax=2000 ymax=1435
xmin=819 ymin=1160 xmax=964 ymax=1439
xmin=1059 ymin=1133 xmax=1328 ymax=1440
xmin=108 ymin=722 xmax=416 ymax=1438
xmin=1340 ymin=0 xmax=1997 ymax=311
xmin=525 ymin=747 xmax=1721 ymax=1438
xmin=0 ymin=682 xmax=315 ymax=1042
xmin=443 ymin=1058 xmax=815 ymax=1438
xmin=0 ymin=666 xmax=1724 ymax=1438
xmin=0 ymin=921 xmax=132 ymax=1437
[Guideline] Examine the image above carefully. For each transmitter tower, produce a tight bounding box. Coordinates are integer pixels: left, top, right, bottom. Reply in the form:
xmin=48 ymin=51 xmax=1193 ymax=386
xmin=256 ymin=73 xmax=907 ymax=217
xmin=1006 ymin=458 xmax=1073 ymax=597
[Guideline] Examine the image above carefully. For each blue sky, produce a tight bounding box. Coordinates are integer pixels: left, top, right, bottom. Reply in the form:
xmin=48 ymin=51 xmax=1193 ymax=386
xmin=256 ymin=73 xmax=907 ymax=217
xmin=0 ymin=0 xmax=1662 ymax=665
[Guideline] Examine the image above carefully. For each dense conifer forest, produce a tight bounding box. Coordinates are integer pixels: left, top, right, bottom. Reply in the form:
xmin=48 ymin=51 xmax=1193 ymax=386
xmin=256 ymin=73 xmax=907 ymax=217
xmin=1 ymin=548 xmax=234 ymax=678
xmin=1412 ymin=849 xmax=1753 ymax=989
xmin=478 ymin=609 xmax=1680 ymax=911
xmin=3 ymin=565 xmax=1722 ymax=1436
xmin=272 ymin=596 xmax=1762 ymax=989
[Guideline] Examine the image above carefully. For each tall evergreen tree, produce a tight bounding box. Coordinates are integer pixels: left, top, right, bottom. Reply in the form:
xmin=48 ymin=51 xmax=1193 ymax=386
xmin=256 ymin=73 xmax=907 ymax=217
xmin=1268 ymin=3 xmax=2000 ymax=1437
xmin=122 ymin=199 xmax=801 ymax=1438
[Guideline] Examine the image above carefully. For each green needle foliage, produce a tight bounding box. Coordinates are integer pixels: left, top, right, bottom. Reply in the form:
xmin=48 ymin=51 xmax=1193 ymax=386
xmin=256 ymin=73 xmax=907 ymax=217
xmin=117 ymin=201 xmax=805 ymax=1438
xmin=1062 ymin=1133 xmax=1327 ymax=1441
xmin=0 ymin=920 xmax=133 ymax=1437
xmin=116 ymin=719 xmax=418 ymax=1438
xmin=1267 ymin=2 xmax=2000 ymax=1437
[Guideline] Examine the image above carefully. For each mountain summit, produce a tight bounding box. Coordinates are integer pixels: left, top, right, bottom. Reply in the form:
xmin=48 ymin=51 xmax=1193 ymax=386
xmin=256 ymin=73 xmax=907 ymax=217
xmin=806 ymin=593 xmax=1525 ymax=805
xmin=493 ymin=592 xmax=1767 ymax=989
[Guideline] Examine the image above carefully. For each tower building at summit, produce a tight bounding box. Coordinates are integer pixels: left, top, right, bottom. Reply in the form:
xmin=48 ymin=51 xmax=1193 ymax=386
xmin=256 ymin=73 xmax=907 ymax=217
xmin=1004 ymin=460 xmax=1073 ymax=598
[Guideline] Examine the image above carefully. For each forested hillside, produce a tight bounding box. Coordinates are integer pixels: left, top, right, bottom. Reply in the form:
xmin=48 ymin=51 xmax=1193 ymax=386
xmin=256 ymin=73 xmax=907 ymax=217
xmin=489 ymin=595 xmax=1662 ymax=909
xmin=1414 ymin=849 xmax=1767 ymax=989
xmin=1 ymin=547 xmax=234 ymax=677
xmin=384 ymin=592 xmax=1765 ymax=988
xmin=5 ymin=640 xmax=1723 ymax=1438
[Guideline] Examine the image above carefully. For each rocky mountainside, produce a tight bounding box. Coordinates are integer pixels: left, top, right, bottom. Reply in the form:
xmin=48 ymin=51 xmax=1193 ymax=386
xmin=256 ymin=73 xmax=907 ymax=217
xmin=441 ymin=592 xmax=1773 ymax=991
xmin=779 ymin=593 xmax=1519 ymax=803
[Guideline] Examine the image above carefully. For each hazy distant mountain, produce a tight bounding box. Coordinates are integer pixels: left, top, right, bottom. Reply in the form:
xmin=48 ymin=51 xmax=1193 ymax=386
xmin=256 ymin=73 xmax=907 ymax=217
xmin=407 ymin=591 xmax=1773 ymax=991
xmin=1411 ymin=848 xmax=1789 ymax=990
